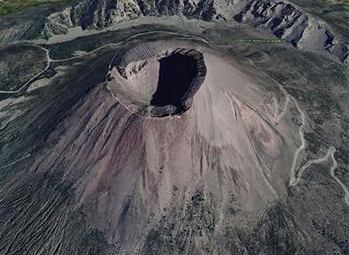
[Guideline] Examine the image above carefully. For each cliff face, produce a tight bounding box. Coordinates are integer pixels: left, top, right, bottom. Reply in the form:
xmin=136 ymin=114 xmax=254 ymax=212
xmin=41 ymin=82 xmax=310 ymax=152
xmin=232 ymin=0 xmax=348 ymax=62
xmin=0 ymin=0 xmax=347 ymax=63
xmin=43 ymin=0 xmax=216 ymax=34
xmin=42 ymin=0 xmax=348 ymax=63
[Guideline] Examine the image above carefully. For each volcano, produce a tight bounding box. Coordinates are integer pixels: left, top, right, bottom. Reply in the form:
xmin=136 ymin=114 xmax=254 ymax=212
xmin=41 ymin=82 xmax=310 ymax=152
xmin=1 ymin=30 xmax=348 ymax=255
xmin=10 ymin=40 xmax=300 ymax=254
xmin=1 ymin=0 xmax=349 ymax=253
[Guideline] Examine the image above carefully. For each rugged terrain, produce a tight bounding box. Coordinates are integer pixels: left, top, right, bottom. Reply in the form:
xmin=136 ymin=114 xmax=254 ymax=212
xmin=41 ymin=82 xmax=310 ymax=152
xmin=0 ymin=1 xmax=348 ymax=255
xmin=1 ymin=0 xmax=347 ymax=63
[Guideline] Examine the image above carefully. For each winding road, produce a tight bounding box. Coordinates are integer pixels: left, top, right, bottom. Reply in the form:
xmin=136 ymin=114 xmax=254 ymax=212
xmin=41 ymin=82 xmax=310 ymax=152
xmin=0 ymin=154 xmax=31 ymax=170
xmin=292 ymin=146 xmax=349 ymax=206
xmin=1 ymin=30 xmax=348 ymax=206
xmin=248 ymin=60 xmax=349 ymax=207
xmin=0 ymin=30 xmax=210 ymax=95
xmin=248 ymin=59 xmax=307 ymax=188
xmin=0 ymin=45 xmax=52 ymax=94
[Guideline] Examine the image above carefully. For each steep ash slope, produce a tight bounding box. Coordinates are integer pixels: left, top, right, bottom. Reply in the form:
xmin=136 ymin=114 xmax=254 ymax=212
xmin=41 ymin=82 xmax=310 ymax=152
xmin=0 ymin=38 xmax=332 ymax=255
xmin=0 ymin=30 xmax=348 ymax=254
xmin=30 ymin=41 xmax=299 ymax=253
xmin=0 ymin=1 xmax=349 ymax=252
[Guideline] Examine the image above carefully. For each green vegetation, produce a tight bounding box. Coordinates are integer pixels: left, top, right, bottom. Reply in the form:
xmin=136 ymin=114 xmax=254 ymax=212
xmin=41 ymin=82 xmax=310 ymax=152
xmin=0 ymin=0 xmax=74 ymax=16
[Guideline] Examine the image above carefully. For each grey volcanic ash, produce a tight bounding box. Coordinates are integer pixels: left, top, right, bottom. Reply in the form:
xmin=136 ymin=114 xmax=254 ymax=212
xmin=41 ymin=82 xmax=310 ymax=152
xmin=1 ymin=1 xmax=349 ymax=253
xmin=107 ymin=42 xmax=207 ymax=117
xmin=17 ymin=39 xmax=304 ymax=254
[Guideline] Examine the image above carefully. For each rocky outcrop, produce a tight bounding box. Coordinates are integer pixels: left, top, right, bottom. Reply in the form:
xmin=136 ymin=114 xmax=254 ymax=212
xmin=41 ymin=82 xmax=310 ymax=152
xmin=41 ymin=0 xmax=348 ymax=64
xmin=232 ymin=0 xmax=348 ymax=63
xmin=42 ymin=0 xmax=216 ymax=36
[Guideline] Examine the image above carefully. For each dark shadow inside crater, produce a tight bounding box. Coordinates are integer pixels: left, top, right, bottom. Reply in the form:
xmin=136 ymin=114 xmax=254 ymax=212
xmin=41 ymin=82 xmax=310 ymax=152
xmin=112 ymin=48 xmax=207 ymax=118
xmin=151 ymin=54 xmax=198 ymax=107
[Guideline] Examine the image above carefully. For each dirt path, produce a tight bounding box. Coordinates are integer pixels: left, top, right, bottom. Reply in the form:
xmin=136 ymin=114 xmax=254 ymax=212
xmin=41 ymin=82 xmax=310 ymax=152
xmin=248 ymin=59 xmax=307 ymax=187
xmin=0 ymin=45 xmax=51 ymax=94
xmin=0 ymin=31 xmax=210 ymax=95
xmin=0 ymin=154 xmax=31 ymax=170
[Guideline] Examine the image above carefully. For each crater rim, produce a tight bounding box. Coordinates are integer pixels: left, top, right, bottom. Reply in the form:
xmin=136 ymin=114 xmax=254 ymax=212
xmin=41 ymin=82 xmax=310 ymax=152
xmin=107 ymin=46 xmax=207 ymax=118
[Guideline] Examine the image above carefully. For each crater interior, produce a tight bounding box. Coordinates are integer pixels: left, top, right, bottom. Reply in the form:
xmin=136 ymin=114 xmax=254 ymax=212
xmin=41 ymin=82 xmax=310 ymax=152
xmin=107 ymin=45 xmax=207 ymax=118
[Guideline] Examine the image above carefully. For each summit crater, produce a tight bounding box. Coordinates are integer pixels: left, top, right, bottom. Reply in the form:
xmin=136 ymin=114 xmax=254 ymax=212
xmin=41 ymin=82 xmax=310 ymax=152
xmin=107 ymin=43 xmax=206 ymax=117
